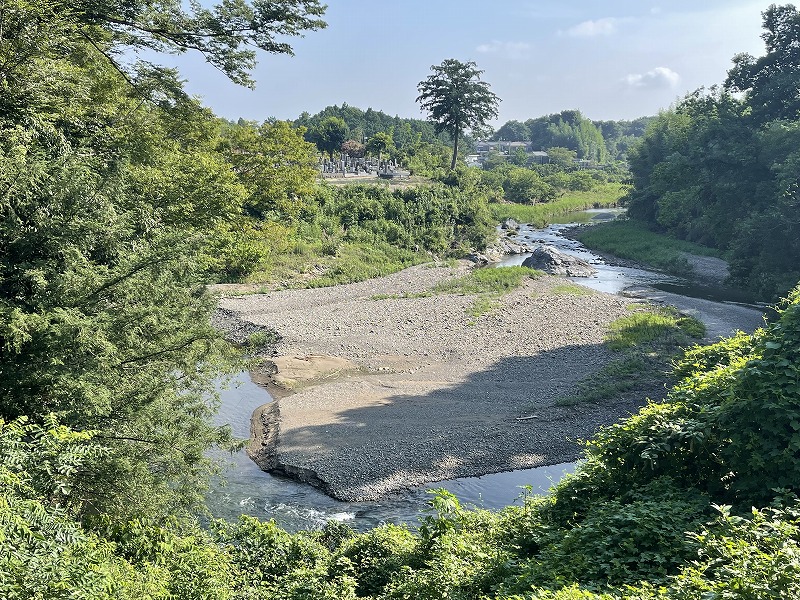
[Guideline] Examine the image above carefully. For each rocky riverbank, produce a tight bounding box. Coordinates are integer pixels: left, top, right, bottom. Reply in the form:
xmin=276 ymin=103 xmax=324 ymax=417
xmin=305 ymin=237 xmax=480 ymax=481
xmin=217 ymin=261 xmax=662 ymax=501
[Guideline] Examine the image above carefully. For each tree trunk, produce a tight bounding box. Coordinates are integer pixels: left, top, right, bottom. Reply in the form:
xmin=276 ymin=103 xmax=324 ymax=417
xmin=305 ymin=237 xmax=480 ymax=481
xmin=450 ymin=131 xmax=459 ymax=170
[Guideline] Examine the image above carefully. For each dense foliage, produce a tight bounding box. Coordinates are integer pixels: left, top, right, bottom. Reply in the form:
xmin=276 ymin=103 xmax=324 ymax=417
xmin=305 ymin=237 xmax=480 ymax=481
xmin=3 ymin=286 xmax=798 ymax=598
xmin=294 ymin=104 xmax=447 ymax=149
xmin=0 ymin=0 xmax=275 ymax=520
xmin=285 ymin=182 xmax=495 ymax=287
xmin=625 ymin=5 xmax=800 ymax=300
xmin=491 ymin=111 xmax=651 ymax=161
xmin=4 ymin=1 xmax=799 ymax=598
xmin=295 ymin=105 xmax=647 ymax=172
xmin=478 ymin=162 xmax=624 ymax=205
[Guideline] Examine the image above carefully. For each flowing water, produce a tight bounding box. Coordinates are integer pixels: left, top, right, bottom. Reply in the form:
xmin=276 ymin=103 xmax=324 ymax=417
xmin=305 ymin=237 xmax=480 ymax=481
xmin=207 ymin=372 xmax=574 ymax=532
xmin=207 ymin=209 xmax=763 ymax=532
xmin=500 ymin=209 xmax=763 ymax=306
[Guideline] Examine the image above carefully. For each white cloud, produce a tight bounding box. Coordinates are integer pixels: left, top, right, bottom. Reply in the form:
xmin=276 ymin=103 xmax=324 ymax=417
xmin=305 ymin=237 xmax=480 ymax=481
xmin=566 ymin=17 xmax=620 ymax=37
xmin=475 ymin=40 xmax=531 ymax=60
xmin=624 ymin=66 xmax=680 ymax=89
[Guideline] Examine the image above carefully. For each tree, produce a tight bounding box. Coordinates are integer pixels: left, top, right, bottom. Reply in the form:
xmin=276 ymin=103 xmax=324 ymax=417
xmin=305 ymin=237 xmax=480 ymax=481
xmin=341 ymin=139 xmax=366 ymax=158
xmin=510 ymin=146 xmax=529 ymax=166
xmin=221 ymin=120 xmax=319 ymax=220
xmin=547 ymin=146 xmax=578 ymax=168
xmin=365 ymin=131 xmax=395 ymax=161
xmin=417 ymin=59 xmax=500 ymax=170
xmin=503 ymin=167 xmax=555 ymax=204
xmin=310 ymin=116 xmax=348 ymax=159
xmin=494 ymin=120 xmax=529 ymax=142
xmin=725 ymin=3 xmax=800 ymax=124
xmin=53 ymin=0 xmax=326 ymax=88
xmin=0 ymin=0 xmax=327 ymax=522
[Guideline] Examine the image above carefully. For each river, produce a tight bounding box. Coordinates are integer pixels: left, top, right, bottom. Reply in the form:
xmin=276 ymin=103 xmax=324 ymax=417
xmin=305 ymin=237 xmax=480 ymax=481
xmin=206 ymin=209 xmax=765 ymax=532
xmin=207 ymin=372 xmax=574 ymax=531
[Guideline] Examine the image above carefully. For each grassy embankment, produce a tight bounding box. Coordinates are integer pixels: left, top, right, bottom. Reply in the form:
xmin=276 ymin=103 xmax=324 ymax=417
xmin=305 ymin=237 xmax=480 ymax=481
xmin=559 ymin=304 xmax=706 ymax=405
xmin=571 ymin=218 xmax=722 ymax=276
xmin=246 ymin=182 xmax=627 ymax=291
xmin=490 ymin=183 xmax=627 ymax=227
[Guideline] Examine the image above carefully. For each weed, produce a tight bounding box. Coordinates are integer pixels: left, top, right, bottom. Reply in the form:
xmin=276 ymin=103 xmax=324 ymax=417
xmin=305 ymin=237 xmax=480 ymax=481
xmin=433 ymin=266 xmax=541 ymax=295
xmin=468 ymin=296 xmax=499 ymax=320
xmin=558 ymin=306 xmax=705 ymax=405
xmin=550 ymin=283 xmax=594 ymax=296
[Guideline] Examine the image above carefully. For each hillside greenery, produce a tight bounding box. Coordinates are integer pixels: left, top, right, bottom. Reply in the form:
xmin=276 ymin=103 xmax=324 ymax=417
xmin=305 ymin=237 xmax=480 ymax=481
xmin=491 ymin=110 xmax=653 ymax=161
xmin=291 ymin=105 xmax=649 ymax=171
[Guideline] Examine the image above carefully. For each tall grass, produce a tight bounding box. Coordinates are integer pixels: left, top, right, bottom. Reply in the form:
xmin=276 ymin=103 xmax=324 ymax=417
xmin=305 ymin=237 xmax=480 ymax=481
xmin=572 ymin=219 xmax=721 ymax=275
xmin=490 ymin=183 xmax=627 ymax=227
xmin=432 ymin=266 xmax=542 ymax=320
xmin=559 ymin=305 xmax=706 ymax=405
xmin=432 ymin=265 xmax=541 ymax=295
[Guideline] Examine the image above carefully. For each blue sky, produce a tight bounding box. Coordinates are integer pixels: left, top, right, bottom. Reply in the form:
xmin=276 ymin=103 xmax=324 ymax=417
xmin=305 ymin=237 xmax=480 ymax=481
xmin=161 ymin=0 xmax=776 ymax=125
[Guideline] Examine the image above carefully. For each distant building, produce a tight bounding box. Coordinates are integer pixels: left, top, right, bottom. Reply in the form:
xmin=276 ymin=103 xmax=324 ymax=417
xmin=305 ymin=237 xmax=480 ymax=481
xmin=529 ymin=151 xmax=549 ymax=165
xmin=469 ymin=141 xmax=548 ymax=167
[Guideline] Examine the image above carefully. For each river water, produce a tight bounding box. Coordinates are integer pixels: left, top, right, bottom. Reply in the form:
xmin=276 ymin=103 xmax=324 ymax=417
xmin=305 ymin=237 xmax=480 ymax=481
xmin=206 ymin=209 xmax=764 ymax=532
xmin=207 ymin=372 xmax=574 ymax=531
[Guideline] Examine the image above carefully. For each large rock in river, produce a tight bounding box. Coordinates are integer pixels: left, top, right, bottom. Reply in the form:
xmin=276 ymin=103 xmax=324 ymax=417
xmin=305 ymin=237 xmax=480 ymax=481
xmin=522 ymin=245 xmax=597 ymax=277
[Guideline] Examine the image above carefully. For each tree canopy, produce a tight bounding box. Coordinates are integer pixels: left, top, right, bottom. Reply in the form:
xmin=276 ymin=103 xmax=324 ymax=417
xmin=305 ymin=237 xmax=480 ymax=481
xmin=725 ymin=3 xmax=800 ymax=123
xmin=417 ymin=59 xmax=500 ymax=169
xmin=0 ymin=0 xmax=329 ymax=522
xmin=50 ymin=0 xmax=326 ymax=88
xmin=308 ymin=116 xmax=349 ymax=159
xmin=626 ymin=4 xmax=800 ymax=300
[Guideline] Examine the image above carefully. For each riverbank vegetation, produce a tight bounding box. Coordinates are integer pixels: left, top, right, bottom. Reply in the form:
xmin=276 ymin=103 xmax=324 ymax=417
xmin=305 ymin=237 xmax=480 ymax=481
xmin=205 ymin=151 xmax=627 ymax=288
xmin=490 ymin=183 xmax=627 ymax=227
xmin=4 ymin=285 xmax=799 ymax=598
xmin=560 ymin=305 xmax=706 ymax=406
xmin=3 ymin=0 xmax=800 ymax=598
xmin=570 ymin=219 xmax=722 ymax=276
xmin=588 ymin=4 xmax=800 ymax=301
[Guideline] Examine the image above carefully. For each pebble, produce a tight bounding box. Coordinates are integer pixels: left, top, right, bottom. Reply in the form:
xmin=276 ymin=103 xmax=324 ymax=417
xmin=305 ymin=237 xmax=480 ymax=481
xmin=218 ymin=261 xmax=654 ymax=501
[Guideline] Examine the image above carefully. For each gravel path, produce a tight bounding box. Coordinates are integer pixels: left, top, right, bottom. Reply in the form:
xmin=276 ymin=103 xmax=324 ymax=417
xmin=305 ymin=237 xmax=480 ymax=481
xmin=218 ymin=262 xmax=653 ymax=501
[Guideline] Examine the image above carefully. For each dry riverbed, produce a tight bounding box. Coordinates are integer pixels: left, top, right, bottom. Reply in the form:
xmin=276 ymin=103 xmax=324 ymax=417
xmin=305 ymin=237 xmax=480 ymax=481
xmin=215 ymin=261 xmax=671 ymax=501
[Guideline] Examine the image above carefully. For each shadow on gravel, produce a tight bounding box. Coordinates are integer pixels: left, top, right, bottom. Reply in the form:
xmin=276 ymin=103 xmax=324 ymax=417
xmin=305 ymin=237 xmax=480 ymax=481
xmin=273 ymin=343 xmax=657 ymax=501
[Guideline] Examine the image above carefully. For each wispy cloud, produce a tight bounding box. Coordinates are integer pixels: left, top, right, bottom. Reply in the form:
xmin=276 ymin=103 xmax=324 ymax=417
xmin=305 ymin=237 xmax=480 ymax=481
xmin=624 ymin=66 xmax=680 ymax=89
xmin=566 ymin=17 xmax=620 ymax=37
xmin=476 ymin=40 xmax=532 ymax=60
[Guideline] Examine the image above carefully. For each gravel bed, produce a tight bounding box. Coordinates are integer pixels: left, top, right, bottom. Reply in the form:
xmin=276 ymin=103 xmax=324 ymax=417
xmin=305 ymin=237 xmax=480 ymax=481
xmin=217 ymin=261 xmax=658 ymax=500
xmin=218 ymin=259 xmax=768 ymax=500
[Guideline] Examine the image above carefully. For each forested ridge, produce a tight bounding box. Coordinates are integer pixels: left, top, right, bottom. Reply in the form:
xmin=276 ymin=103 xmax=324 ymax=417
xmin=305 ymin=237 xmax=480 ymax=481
xmin=2 ymin=1 xmax=800 ymax=598
xmin=292 ymin=103 xmax=649 ymax=165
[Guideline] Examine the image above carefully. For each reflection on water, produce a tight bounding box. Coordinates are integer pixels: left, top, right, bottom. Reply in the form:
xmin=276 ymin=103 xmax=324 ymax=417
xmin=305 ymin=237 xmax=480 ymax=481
xmin=207 ymin=373 xmax=574 ymax=532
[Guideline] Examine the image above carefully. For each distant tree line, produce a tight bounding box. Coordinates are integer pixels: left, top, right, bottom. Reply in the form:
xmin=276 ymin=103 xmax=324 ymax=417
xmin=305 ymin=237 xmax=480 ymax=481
xmin=491 ymin=110 xmax=653 ymax=162
xmin=288 ymin=105 xmax=652 ymax=169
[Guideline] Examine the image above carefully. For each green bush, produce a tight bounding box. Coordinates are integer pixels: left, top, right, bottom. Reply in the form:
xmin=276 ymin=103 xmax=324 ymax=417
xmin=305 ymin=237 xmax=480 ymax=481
xmin=528 ymin=481 xmax=709 ymax=585
xmin=336 ymin=524 xmax=417 ymax=596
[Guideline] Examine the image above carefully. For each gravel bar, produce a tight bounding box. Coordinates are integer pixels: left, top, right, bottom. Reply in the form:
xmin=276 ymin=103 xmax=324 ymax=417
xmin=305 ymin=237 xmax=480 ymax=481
xmin=215 ymin=261 xmax=758 ymax=501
